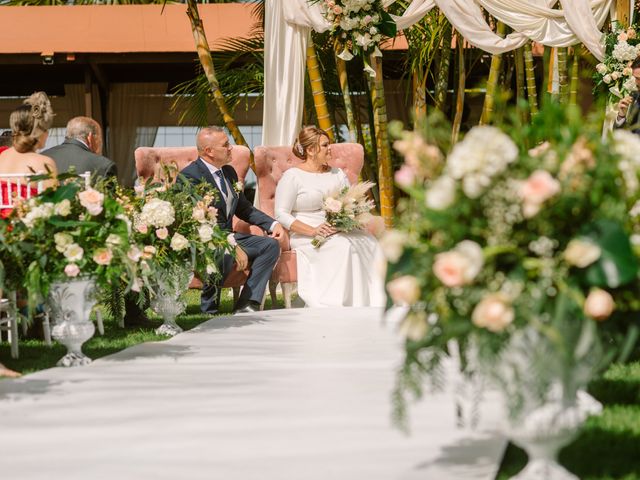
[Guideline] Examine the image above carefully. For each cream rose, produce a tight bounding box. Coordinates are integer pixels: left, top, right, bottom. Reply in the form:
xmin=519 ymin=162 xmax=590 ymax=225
xmin=324 ymin=197 xmax=343 ymax=213
xmin=425 ymin=176 xmax=456 ymax=211
xmin=379 ymin=230 xmax=409 ymax=263
xmin=192 ymin=206 xmax=206 ymax=223
xmin=141 ymin=245 xmax=156 ymax=260
xmin=93 ymin=248 xmax=113 ymax=265
xmin=78 ymin=188 xmax=104 ymax=216
xmin=64 ymin=243 xmax=84 ymax=262
xmin=564 ymin=239 xmax=601 ymax=268
xmin=127 ymin=245 xmax=142 ymax=262
xmin=106 ymin=233 xmax=122 ymax=246
xmin=170 ymin=233 xmax=189 ymax=251
xmin=198 ymin=224 xmax=214 ymax=243
xmin=387 ymin=275 xmax=421 ymax=305
xmin=584 ymin=289 xmax=615 ymax=321
xmin=399 ymin=312 xmax=428 ymax=341
xmin=54 ymin=232 xmax=74 ymax=253
xmin=472 ymin=293 xmax=514 ymax=332
xmin=64 ymin=263 xmax=80 ymax=277
xmin=54 ymin=199 xmax=71 ymax=216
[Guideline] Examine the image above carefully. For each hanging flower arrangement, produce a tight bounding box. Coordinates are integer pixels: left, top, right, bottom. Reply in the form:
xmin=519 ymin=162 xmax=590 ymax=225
xmin=317 ymin=0 xmax=397 ymax=76
xmin=594 ymin=21 xmax=640 ymax=101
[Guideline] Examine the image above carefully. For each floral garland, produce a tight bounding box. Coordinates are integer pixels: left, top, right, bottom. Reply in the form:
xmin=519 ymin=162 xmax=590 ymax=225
xmin=316 ymin=0 xmax=397 ymax=76
xmin=595 ymin=21 xmax=640 ymax=101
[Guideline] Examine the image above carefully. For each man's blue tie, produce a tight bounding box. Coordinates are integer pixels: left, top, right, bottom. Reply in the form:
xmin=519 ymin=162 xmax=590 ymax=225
xmin=215 ymin=169 xmax=228 ymax=196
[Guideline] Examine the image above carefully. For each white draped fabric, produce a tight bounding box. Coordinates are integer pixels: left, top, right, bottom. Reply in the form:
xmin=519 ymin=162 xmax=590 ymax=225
xmin=263 ymin=0 xmax=614 ymax=146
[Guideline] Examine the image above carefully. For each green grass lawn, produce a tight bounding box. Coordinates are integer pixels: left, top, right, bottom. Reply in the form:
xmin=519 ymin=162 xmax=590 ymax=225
xmin=1 ymin=288 xmax=285 ymax=375
xmin=497 ymin=362 xmax=640 ymax=479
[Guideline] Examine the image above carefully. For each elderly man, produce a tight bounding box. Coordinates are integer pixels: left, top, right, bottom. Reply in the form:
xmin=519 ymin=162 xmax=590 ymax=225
xmin=180 ymin=126 xmax=284 ymax=314
xmin=42 ymin=116 xmax=116 ymax=178
xmin=615 ymin=57 xmax=640 ymax=134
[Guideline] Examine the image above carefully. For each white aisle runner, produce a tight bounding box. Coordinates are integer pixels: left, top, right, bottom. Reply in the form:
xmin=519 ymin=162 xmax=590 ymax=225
xmin=0 ymin=308 xmax=506 ymax=480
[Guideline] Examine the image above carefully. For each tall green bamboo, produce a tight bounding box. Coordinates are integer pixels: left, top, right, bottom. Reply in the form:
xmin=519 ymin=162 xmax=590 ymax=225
xmin=306 ymin=44 xmax=335 ymax=141
xmin=412 ymin=73 xmax=427 ymax=121
xmin=451 ymin=35 xmax=465 ymax=144
xmin=185 ymin=0 xmax=252 ymax=166
xmin=523 ymin=42 xmax=539 ymax=117
xmin=569 ymin=49 xmax=580 ymax=106
xmin=434 ymin=20 xmax=452 ymax=112
xmin=480 ymin=21 xmax=506 ymax=125
xmin=369 ymin=54 xmax=394 ymax=227
xmin=515 ymin=46 xmax=527 ymax=122
xmin=557 ymin=47 xmax=569 ymax=104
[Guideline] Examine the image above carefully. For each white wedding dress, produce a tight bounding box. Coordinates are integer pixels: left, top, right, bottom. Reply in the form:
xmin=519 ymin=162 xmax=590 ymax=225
xmin=275 ymin=167 xmax=386 ymax=308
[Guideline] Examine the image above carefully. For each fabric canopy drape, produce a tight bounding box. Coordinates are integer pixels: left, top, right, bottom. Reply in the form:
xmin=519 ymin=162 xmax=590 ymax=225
xmin=266 ymin=0 xmax=614 ymax=147
xmin=107 ymin=82 xmax=167 ymax=186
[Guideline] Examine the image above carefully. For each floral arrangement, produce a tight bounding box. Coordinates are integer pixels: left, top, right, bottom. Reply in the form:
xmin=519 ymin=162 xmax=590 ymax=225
xmin=595 ymin=21 xmax=640 ymax=101
xmin=315 ymin=0 xmax=396 ymax=76
xmin=117 ymin=175 xmax=230 ymax=297
xmin=0 ymin=175 xmax=137 ymax=311
xmin=312 ymin=181 xmax=376 ymax=247
xmin=385 ymin=103 xmax=640 ymax=424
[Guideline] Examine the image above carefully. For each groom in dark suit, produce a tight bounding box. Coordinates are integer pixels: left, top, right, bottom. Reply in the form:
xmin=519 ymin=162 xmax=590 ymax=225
xmin=179 ymin=126 xmax=283 ymax=314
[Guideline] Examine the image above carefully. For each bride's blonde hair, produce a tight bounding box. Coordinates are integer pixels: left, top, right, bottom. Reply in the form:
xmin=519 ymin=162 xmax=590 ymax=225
xmin=292 ymin=126 xmax=330 ymax=160
xmin=9 ymin=91 xmax=55 ymax=153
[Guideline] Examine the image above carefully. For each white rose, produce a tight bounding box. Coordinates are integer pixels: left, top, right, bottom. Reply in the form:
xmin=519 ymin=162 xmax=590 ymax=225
xmin=379 ymin=230 xmax=409 ymax=263
xmin=106 ymin=234 xmax=122 ymax=246
xmin=198 ymin=224 xmax=214 ymax=243
xmin=425 ymin=176 xmax=456 ymax=210
xmin=170 ymin=233 xmax=189 ymax=251
xmin=603 ymin=74 xmax=612 ymax=84
xmin=472 ymin=293 xmax=514 ymax=332
xmin=54 ymin=232 xmax=74 ymax=253
xmin=155 ymin=227 xmax=169 ymax=240
xmin=64 ymin=243 xmax=84 ymax=262
xmin=564 ymin=239 xmax=601 ymax=268
xmin=596 ymin=63 xmax=607 ymax=74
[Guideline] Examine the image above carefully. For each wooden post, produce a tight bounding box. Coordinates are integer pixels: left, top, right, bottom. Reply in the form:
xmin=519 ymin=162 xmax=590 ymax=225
xmin=616 ymin=0 xmax=631 ymax=27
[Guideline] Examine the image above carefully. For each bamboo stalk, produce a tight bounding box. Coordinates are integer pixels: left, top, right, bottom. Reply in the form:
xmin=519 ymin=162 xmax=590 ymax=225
xmin=557 ymin=47 xmax=569 ymax=104
xmin=306 ymin=44 xmax=335 ymax=141
xmin=451 ymin=34 xmax=465 ymax=144
xmin=185 ymin=0 xmax=253 ymax=168
xmin=515 ymin=45 xmax=527 ymax=122
xmin=369 ymin=54 xmax=394 ymax=227
xmin=569 ymin=48 xmax=579 ymax=106
xmin=434 ymin=20 xmax=452 ymax=112
xmin=412 ymin=72 xmax=427 ymax=122
xmin=616 ymin=0 xmax=631 ymax=27
xmin=480 ymin=21 xmax=506 ymax=125
xmin=524 ymin=42 xmax=539 ymax=117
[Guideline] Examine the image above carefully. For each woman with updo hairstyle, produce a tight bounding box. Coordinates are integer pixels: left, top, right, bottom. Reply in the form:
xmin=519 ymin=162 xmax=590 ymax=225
xmin=0 ymin=92 xmax=58 ymax=216
xmin=274 ymin=125 xmax=385 ymax=308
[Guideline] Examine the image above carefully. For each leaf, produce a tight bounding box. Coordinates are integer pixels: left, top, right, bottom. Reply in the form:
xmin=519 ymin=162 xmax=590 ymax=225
xmin=582 ymin=220 xmax=638 ymax=288
xmin=379 ymin=10 xmax=397 ymax=38
xmin=47 ymin=218 xmax=100 ymax=228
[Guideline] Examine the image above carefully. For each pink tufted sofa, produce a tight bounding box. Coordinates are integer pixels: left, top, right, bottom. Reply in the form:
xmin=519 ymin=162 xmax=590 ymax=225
xmin=133 ymin=145 xmax=254 ymax=297
xmin=254 ymin=143 xmax=366 ymax=308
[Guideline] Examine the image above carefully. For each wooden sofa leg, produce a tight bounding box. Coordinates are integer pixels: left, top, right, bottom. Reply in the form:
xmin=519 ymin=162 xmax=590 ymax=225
xmin=282 ymin=282 xmax=293 ymax=309
xmin=268 ymin=280 xmax=278 ymax=309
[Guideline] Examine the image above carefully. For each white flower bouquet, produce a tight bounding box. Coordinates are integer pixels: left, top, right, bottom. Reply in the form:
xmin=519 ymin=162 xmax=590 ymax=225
xmin=594 ymin=21 xmax=640 ymax=101
xmin=0 ymin=175 xmax=138 ymax=311
xmin=386 ymin=102 xmax=640 ymax=425
xmin=312 ymin=181 xmax=376 ymax=248
xmin=313 ymin=0 xmax=396 ymax=76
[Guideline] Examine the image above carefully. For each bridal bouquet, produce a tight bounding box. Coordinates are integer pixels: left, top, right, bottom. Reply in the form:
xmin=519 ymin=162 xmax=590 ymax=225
xmin=312 ymin=181 xmax=376 ymax=248
xmin=385 ymin=103 xmax=640 ymax=426
xmin=594 ymin=21 xmax=640 ymax=101
xmin=314 ymin=0 xmax=396 ymax=76
xmin=0 ymin=175 xmax=138 ymax=311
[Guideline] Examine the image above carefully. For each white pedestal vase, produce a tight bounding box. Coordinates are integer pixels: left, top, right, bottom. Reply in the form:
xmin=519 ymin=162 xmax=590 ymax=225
xmin=150 ymin=265 xmax=191 ymax=337
xmin=48 ymin=278 xmax=97 ymax=367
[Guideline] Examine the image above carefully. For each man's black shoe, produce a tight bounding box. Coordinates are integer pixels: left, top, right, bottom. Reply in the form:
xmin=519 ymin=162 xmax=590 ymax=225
xmin=233 ymin=302 xmax=261 ymax=314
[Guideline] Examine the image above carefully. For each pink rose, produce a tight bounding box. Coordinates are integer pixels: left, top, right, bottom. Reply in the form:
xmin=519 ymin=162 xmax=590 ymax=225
xmin=156 ymin=227 xmax=169 ymax=240
xmin=136 ymin=223 xmax=148 ymax=234
xmin=142 ymin=245 xmax=156 ymax=259
xmin=618 ymin=32 xmax=628 ymax=42
xmin=64 ymin=264 xmax=80 ymax=277
xmin=333 ymin=5 xmax=342 ymax=14
xmin=628 ymin=28 xmax=636 ymax=39
xmin=432 ymin=241 xmax=483 ymax=287
xmin=584 ymin=288 xmax=615 ymax=321
xmin=387 ymin=275 xmax=421 ymax=305
xmin=324 ymin=197 xmax=343 ymax=213
xmin=127 ymin=246 xmax=142 ymax=262
xmin=93 ymin=248 xmax=113 ymax=266
xmin=472 ymin=293 xmax=514 ymax=332
xmin=78 ymin=188 xmax=104 ymax=216
xmin=395 ymin=165 xmax=416 ymax=188
xmin=520 ymin=170 xmax=560 ymax=218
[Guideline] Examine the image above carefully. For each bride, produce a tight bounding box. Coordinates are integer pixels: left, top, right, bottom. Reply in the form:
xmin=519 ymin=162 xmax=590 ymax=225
xmin=274 ymin=126 xmax=385 ymax=308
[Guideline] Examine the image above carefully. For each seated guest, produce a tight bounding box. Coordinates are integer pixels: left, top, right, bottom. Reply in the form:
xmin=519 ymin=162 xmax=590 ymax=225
xmin=179 ymin=126 xmax=284 ymax=314
xmin=42 ymin=116 xmax=116 ymax=179
xmin=0 ymin=130 xmax=12 ymax=154
xmin=0 ymin=92 xmax=58 ymax=217
xmin=614 ymin=57 xmax=640 ymax=134
xmin=274 ymin=126 xmax=385 ymax=308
